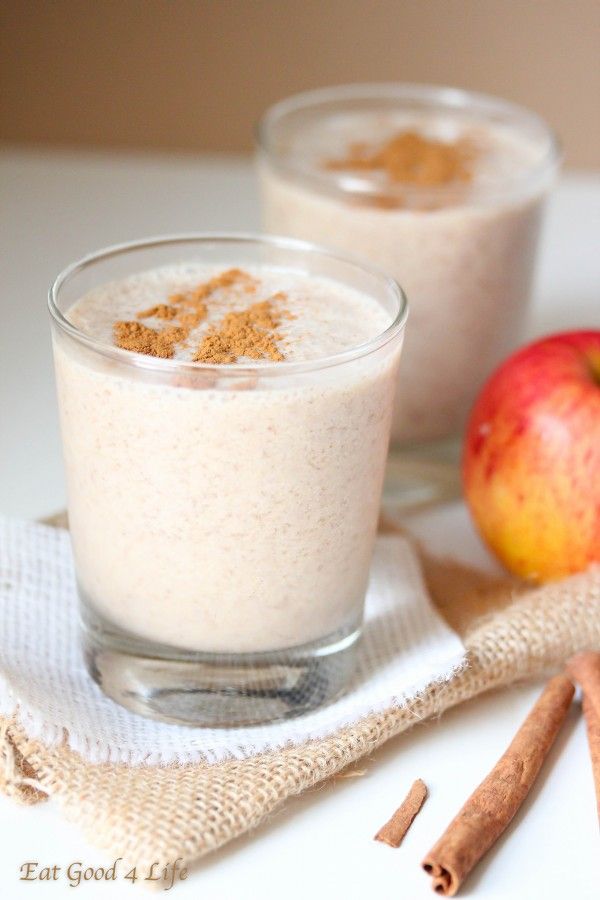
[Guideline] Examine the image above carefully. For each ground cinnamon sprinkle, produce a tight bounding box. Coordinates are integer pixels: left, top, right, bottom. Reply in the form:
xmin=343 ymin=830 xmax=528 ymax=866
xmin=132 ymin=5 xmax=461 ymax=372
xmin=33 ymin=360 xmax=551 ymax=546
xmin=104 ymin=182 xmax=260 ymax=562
xmin=113 ymin=321 xmax=187 ymax=359
xmin=169 ymin=268 xmax=255 ymax=305
xmin=113 ymin=268 xmax=288 ymax=364
xmin=325 ymin=130 xmax=475 ymax=187
xmin=136 ymin=303 xmax=178 ymax=321
xmin=177 ymin=307 xmax=209 ymax=330
xmin=194 ymin=297 xmax=286 ymax=363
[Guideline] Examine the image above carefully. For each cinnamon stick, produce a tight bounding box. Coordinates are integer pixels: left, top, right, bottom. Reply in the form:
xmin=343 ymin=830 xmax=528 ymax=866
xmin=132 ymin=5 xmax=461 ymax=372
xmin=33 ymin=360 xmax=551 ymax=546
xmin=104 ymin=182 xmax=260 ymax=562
xmin=422 ymin=674 xmax=574 ymax=896
xmin=374 ymin=778 xmax=427 ymax=847
xmin=567 ymin=651 xmax=600 ymax=719
xmin=567 ymin=651 xmax=600 ymax=818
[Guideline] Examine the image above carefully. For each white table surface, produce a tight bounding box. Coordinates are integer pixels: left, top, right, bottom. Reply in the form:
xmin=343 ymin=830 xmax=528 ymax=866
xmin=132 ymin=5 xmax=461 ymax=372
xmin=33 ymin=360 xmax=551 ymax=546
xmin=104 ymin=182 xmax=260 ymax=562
xmin=1 ymin=147 xmax=599 ymax=898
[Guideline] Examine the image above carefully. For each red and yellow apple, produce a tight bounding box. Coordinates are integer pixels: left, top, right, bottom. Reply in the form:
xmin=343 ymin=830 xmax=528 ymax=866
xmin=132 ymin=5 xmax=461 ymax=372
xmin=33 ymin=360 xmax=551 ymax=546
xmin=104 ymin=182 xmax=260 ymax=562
xmin=463 ymin=330 xmax=600 ymax=582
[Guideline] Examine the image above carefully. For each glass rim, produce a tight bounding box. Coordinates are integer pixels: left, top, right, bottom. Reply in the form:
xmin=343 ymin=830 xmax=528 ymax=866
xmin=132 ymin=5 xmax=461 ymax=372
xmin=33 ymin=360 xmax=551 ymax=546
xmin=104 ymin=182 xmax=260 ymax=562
xmin=256 ymin=82 xmax=562 ymax=204
xmin=48 ymin=232 xmax=408 ymax=377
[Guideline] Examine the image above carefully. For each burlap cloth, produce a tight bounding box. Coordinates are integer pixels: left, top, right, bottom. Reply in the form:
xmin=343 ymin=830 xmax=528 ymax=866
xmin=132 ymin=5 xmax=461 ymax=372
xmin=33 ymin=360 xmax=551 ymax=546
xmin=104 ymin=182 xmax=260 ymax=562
xmin=1 ymin=513 xmax=599 ymax=872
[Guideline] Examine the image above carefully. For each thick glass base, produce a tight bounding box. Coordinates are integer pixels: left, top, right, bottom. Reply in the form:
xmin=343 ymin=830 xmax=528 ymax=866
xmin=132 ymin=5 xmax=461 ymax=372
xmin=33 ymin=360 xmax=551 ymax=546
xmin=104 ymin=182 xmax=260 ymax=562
xmin=383 ymin=436 xmax=463 ymax=518
xmin=81 ymin=601 xmax=361 ymax=727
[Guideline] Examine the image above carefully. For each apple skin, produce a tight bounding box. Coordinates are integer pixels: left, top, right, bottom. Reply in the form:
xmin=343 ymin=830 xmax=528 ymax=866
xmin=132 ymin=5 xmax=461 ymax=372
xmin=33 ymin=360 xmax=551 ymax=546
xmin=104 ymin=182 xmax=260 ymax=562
xmin=463 ymin=330 xmax=600 ymax=582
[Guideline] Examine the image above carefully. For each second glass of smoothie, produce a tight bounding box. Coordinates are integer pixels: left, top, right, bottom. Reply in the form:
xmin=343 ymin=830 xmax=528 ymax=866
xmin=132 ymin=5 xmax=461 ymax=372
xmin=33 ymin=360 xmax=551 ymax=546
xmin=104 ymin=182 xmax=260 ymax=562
xmin=257 ymin=84 xmax=560 ymax=506
xmin=49 ymin=234 xmax=407 ymax=726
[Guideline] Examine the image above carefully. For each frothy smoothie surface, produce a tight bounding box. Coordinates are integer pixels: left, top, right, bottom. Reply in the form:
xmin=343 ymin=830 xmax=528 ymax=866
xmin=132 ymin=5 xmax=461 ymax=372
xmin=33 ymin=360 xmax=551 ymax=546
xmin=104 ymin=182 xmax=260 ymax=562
xmin=276 ymin=112 xmax=547 ymax=201
xmin=67 ymin=264 xmax=393 ymax=365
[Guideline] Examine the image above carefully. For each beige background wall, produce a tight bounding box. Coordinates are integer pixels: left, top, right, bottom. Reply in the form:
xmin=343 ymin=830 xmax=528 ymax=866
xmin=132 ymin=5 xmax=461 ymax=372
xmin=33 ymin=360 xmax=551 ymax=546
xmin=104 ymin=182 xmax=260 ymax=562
xmin=1 ymin=0 xmax=598 ymax=167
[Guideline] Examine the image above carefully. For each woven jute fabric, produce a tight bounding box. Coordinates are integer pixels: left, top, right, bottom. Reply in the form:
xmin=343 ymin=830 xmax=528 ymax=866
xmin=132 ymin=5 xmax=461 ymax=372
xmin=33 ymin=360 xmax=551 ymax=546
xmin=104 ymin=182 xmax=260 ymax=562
xmin=1 ymin=519 xmax=599 ymax=870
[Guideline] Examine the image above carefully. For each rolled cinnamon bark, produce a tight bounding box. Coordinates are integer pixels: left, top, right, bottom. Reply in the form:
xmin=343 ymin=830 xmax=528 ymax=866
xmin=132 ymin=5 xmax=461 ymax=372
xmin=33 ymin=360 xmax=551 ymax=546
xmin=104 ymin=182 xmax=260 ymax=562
xmin=582 ymin=697 xmax=600 ymax=819
xmin=567 ymin=651 xmax=600 ymax=818
xmin=374 ymin=778 xmax=428 ymax=847
xmin=567 ymin=651 xmax=600 ymax=719
xmin=422 ymin=674 xmax=574 ymax=896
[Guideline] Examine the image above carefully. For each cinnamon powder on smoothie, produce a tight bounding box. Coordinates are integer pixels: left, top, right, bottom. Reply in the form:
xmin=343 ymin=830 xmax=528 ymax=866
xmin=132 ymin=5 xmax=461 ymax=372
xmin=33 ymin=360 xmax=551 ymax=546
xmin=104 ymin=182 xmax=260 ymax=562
xmin=114 ymin=269 xmax=288 ymax=363
xmin=194 ymin=295 xmax=288 ymax=363
xmin=135 ymin=303 xmax=178 ymax=321
xmin=169 ymin=267 xmax=256 ymax=306
xmin=325 ymin=130 xmax=476 ymax=187
xmin=113 ymin=321 xmax=188 ymax=358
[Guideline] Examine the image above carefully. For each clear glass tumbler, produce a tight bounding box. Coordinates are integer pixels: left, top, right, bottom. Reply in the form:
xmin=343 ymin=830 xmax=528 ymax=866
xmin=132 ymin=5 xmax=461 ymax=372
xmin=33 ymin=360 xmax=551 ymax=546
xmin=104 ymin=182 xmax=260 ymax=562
xmin=257 ymin=84 xmax=560 ymax=510
xmin=49 ymin=234 xmax=407 ymax=726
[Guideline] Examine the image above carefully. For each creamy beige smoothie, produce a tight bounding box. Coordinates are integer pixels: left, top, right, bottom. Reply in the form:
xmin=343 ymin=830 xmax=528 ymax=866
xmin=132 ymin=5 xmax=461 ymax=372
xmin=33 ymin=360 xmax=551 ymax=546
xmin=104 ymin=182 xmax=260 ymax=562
xmin=258 ymin=85 xmax=560 ymax=446
xmin=52 ymin=253 xmax=405 ymax=655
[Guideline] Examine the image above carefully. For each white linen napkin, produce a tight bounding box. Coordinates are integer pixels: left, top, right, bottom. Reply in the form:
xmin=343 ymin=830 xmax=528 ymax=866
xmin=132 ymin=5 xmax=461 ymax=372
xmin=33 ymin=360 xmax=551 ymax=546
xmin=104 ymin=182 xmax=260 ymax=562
xmin=0 ymin=516 xmax=465 ymax=765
